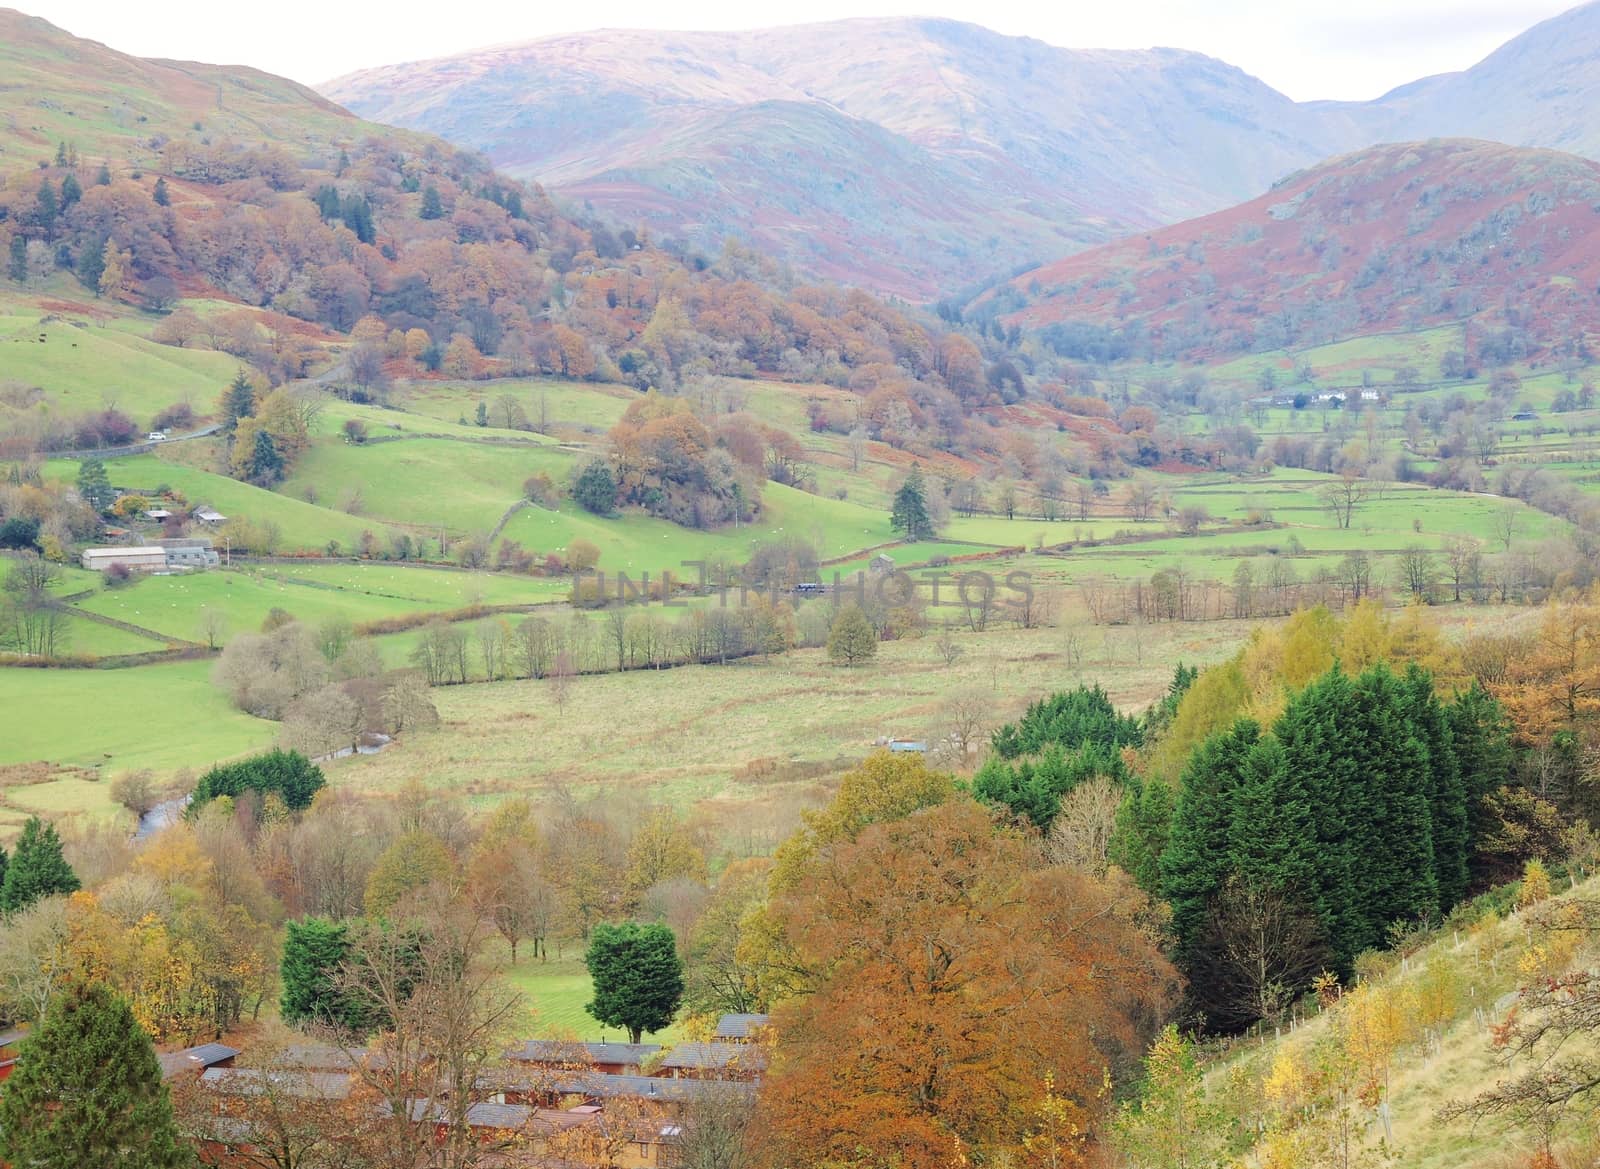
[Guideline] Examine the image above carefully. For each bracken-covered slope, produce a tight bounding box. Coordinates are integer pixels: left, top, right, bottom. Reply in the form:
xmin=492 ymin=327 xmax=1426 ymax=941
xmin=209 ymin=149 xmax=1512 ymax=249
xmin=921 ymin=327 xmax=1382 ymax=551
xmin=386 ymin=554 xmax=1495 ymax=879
xmin=323 ymin=18 xmax=1356 ymax=300
xmin=1001 ymin=139 xmax=1600 ymax=363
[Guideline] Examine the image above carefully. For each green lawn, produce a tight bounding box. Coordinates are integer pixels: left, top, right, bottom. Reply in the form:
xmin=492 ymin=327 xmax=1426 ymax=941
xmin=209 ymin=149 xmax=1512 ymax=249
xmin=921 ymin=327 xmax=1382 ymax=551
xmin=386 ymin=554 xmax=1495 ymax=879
xmin=0 ymin=658 xmax=274 ymax=774
xmin=498 ymin=951 xmax=687 ymax=1046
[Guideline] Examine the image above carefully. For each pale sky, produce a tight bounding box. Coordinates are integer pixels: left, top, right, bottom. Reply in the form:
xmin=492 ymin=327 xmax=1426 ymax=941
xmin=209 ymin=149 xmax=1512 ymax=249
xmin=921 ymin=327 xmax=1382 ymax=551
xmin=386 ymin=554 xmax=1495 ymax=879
xmin=14 ymin=0 xmax=1581 ymax=101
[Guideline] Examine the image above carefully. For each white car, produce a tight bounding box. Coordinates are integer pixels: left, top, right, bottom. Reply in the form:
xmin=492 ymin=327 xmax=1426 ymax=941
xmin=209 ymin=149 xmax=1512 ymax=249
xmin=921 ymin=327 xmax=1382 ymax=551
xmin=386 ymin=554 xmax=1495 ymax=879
xmin=148 ymin=431 xmax=167 ymax=442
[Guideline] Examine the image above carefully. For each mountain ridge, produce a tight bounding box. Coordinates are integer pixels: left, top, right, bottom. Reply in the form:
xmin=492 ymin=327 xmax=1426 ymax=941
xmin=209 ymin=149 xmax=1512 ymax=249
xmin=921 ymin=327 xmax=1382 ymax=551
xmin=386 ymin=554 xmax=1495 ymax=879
xmin=322 ymin=5 xmax=1600 ymax=299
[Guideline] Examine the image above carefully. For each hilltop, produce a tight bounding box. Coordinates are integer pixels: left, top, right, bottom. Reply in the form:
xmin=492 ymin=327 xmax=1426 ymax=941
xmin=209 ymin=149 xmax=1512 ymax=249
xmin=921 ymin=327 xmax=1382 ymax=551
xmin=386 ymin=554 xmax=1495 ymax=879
xmin=1000 ymin=139 xmax=1600 ymax=363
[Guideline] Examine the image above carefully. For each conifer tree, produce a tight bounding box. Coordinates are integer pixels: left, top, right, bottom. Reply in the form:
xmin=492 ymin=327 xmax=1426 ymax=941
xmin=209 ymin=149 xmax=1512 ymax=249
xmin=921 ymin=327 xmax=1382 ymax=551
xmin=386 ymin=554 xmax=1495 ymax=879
xmin=247 ymin=428 xmax=284 ymax=484
xmin=96 ymin=163 xmax=112 ymax=186
xmin=77 ymin=457 xmax=115 ymax=512
xmin=419 ymin=184 xmax=444 ymax=220
xmin=75 ymin=236 xmax=106 ymax=292
xmin=0 ymin=816 xmax=79 ymax=913
xmin=1161 ymin=720 xmax=1259 ymax=966
xmin=58 ymin=172 xmax=82 ymax=209
xmin=889 ymin=466 xmax=934 ymax=541
xmin=281 ymin=917 xmax=364 ymax=1031
xmin=1345 ymin=666 xmax=1436 ymax=944
xmin=152 ymin=176 xmax=169 ymax=207
xmin=0 ymin=981 xmax=188 ymax=1169
xmin=220 ymin=369 xmax=256 ymax=435
xmin=8 ymin=233 xmax=27 ymax=283
xmin=1401 ymin=664 xmax=1469 ymax=910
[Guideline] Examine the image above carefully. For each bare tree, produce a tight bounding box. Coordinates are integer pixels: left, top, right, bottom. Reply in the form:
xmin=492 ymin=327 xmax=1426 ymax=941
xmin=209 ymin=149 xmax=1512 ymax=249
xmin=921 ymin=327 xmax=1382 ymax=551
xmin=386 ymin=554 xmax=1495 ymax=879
xmin=937 ymin=689 xmax=991 ymax=769
xmin=1442 ymin=536 xmax=1482 ymax=603
xmin=549 ymin=650 xmax=574 ymax=714
xmin=1319 ymin=470 xmax=1369 ymax=529
xmin=1044 ymin=776 xmax=1121 ymax=877
xmin=1200 ymin=876 xmax=1330 ymax=1030
xmin=1495 ymin=504 xmax=1520 ymax=553
xmin=1396 ymin=544 xmax=1438 ymax=602
xmin=1126 ymin=480 xmax=1158 ymax=522
xmin=934 ymin=627 xmax=964 ymax=668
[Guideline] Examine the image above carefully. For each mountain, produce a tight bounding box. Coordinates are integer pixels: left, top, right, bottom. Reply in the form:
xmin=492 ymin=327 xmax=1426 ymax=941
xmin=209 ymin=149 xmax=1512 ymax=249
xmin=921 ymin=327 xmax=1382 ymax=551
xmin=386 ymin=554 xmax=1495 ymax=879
xmin=323 ymin=19 xmax=1360 ymax=300
xmin=1364 ymin=0 xmax=1600 ymax=158
xmin=322 ymin=6 xmax=1600 ymax=301
xmin=1000 ymin=139 xmax=1600 ymax=364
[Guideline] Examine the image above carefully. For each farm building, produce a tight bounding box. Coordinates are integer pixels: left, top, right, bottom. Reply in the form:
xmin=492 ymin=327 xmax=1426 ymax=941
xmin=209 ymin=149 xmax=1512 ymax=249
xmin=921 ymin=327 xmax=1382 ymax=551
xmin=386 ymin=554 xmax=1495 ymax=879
xmin=81 ymin=546 xmax=169 ymax=573
xmin=193 ymin=506 xmax=227 ymax=525
xmin=159 ymin=537 xmax=220 ymax=568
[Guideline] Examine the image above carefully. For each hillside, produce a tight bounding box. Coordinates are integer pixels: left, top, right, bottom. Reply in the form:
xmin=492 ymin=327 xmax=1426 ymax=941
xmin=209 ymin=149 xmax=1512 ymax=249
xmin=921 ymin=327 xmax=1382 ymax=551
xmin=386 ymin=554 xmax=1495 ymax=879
xmin=1001 ymin=139 xmax=1600 ymax=363
xmin=0 ymin=8 xmax=378 ymax=168
xmin=323 ymin=18 xmax=1354 ymax=300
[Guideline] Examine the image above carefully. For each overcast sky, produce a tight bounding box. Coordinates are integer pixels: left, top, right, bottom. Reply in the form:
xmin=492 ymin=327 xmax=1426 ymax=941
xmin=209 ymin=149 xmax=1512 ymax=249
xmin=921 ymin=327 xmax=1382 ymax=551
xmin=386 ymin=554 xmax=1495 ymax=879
xmin=18 ymin=0 xmax=1580 ymax=100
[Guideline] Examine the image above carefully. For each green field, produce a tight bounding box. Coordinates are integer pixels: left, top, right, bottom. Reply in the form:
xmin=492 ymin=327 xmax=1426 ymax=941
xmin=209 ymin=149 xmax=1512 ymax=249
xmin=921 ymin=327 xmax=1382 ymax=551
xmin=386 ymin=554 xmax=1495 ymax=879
xmin=499 ymin=952 xmax=687 ymax=1046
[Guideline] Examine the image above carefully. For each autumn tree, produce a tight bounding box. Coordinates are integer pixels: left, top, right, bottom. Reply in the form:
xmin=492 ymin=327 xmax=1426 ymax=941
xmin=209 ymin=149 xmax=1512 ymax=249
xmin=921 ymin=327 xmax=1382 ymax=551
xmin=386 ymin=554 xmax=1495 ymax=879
xmin=756 ymin=798 xmax=1175 ymax=1168
xmin=827 ymin=604 xmax=877 ymax=667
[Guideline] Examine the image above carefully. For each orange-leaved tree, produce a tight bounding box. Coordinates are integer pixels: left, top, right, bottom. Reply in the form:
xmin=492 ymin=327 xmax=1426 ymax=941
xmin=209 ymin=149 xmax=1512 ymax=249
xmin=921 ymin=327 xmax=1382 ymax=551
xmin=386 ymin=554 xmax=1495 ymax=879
xmin=754 ymin=797 xmax=1176 ymax=1169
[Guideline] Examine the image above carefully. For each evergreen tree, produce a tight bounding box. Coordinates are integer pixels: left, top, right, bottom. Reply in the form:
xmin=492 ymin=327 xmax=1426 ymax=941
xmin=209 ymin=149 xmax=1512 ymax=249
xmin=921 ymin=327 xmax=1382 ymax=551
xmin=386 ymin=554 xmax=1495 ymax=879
xmin=152 ymin=177 xmax=169 ymax=207
xmin=1109 ymin=774 xmax=1173 ymax=894
xmin=572 ymin=460 xmax=618 ymax=515
xmin=1227 ymin=735 xmax=1323 ymax=926
xmin=992 ymin=683 xmax=1142 ymax=758
xmin=313 ymin=184 xmax=341 ymax=222
xmin=0 ymin=842 xmax=8 ymax=891
xmin=247 ymin=429 xmax=284 ymax=484
xmin=419 ymin=184 xmax=444 ymax=220
xmin=0 ymin=816 xmax=79 ymax=913
xmin=1345 ymin=665 xmax=1436 ymax=943
xmin=281 ymin=917 xmax=369 ymax=1031
xmin=8 ymin=233 xmax=27 ymax=283
xmin=0 ymin=982 xmax=188 ymax=1169
xmin=220 ymin=369 xmax=256 ymax=435
xmin=31 ymin=180 xmax=58 ymax=237
xmin=191 ymin=748 xmax=325 ymax=812
xmin=1161 ymin=720 xmax=1259 ymax=967
xmin=889 ymin=466 xmax=934 ymax=541
xmin=96 ymin=163 xmax=112 ymax=186
xmin=1401 ymin=664 xmax=1469 ymax=910
xmin=58 ymin=172 xmax=82 ymax=209
xmin=341 ymin=194 xmax=376 ymax=245
xmin=585 ymin=921 xmax=684 ymax=1044
xmin=53 ymin=140 xmax=68 ymax=167
xmin=504 ymin=189 xmax=524 ymax=220
xmin=77 ymin=457 xmax=115 ymax=512
xmin=75 ymin=236 xmax=106 ymax=292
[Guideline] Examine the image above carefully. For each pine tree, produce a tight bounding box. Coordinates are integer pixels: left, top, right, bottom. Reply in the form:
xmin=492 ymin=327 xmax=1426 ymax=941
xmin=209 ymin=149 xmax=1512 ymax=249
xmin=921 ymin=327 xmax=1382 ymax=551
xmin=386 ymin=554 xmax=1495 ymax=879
xmin=247 ymin=429 xmax=284 ymax=484
xmin=75 ymin=236 xmax=106 ymax=292
xmin=0 ymin=982 xmax=188 ymax=1168
xmin=220 ymin=369 xmax=256 ymax=435
xmin=585 ymin=921 xmax=684 ymax=1044
xmin=77 ymin=457 xmax=115 ymax=512
xmin=152 ymin=177 xmax=169 ymax=207
xmin=890 ymin=466 xmax=934 ymax=541
xmin=58 ymin=172 xmax=82 ymax=209
xmin=0 ymin=816 xmax=79 ymax=913
xmin=31 ymin=180 xmax=58 ymax=237
xmin=96 ymin=163 xmax=112 ymax=186
xmin=341 ymin=194 xmax=375 ymax=244
xmin=8 ymin=233 xmax=27 ymax=283
xmin=419 ymin=184 xmax=444 ymax=220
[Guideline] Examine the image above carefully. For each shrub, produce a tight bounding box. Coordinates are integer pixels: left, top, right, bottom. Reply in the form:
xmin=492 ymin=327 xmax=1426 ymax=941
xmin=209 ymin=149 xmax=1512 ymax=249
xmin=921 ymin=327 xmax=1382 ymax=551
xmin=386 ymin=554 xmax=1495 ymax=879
xmin=190 ymin=748 xmax=325 ymax=812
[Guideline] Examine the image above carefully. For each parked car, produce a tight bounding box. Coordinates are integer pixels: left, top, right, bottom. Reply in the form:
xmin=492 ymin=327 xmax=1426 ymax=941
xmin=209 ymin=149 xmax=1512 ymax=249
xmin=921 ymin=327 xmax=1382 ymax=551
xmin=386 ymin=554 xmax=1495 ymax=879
xmin=148 ymin=431 xmax=167 ymax=442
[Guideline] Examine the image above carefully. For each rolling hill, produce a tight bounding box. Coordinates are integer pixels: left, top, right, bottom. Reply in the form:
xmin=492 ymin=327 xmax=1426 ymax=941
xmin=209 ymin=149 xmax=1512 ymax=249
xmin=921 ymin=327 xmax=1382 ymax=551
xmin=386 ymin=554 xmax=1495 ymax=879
xmin=999 ymin=139 xmax=1600 ymax=364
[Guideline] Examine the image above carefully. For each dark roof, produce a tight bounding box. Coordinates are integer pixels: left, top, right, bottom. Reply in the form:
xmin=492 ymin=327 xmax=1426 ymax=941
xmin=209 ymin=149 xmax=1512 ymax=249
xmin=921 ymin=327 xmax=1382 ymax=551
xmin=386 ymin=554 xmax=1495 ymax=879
xmin=276 ymin=1042 xmax=383 ymax=1070
xmin=507 ymin=1039 xmax=660 ymax=1066
xmin=553 ymin=1073 xmax=758 ymax=1104
xmin=659 ymin=1042 xmax=766 ymax=1071
xmin=714 ymin=1014 xmax=770 ymax=1040
xmin=158 ymin=1043 xmax=240 ymax=1079
xmin=200 ymin=1067 xmax=354 ymax=1100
